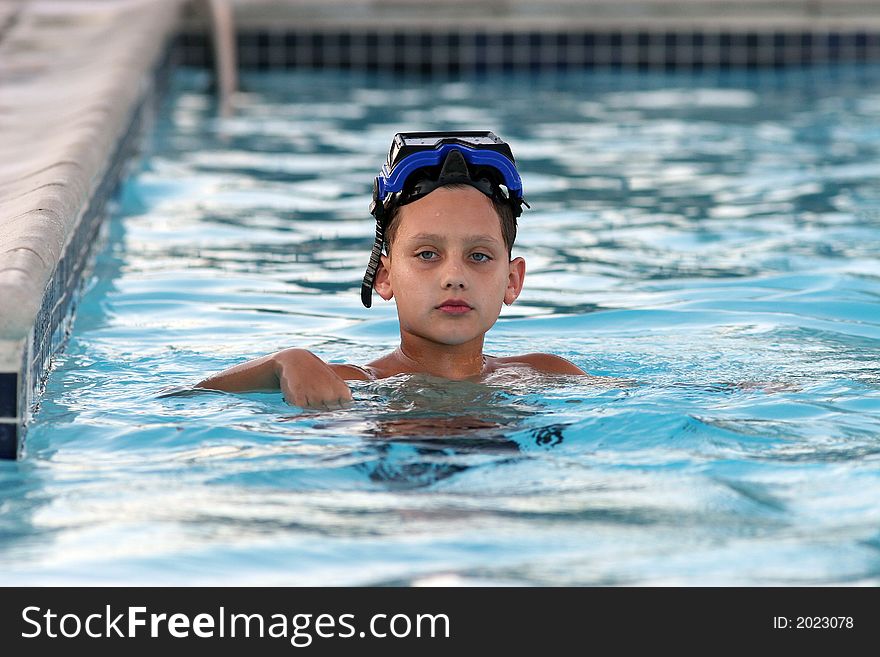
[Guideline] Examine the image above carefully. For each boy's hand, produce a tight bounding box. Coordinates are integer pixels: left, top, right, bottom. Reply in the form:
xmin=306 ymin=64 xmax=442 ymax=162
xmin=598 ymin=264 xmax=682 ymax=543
xmin=274 ymin=348 xmax=353 ymax=409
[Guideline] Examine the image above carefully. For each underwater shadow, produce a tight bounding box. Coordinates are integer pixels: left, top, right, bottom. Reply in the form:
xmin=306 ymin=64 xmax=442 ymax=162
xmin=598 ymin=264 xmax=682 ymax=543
xmin=340 ymin=374 xmax=572 ymax=490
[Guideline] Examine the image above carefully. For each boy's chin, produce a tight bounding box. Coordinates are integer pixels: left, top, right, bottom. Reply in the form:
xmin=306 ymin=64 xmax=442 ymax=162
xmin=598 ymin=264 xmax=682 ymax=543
xmin=415 ymin=328 xmax=484 ymax=347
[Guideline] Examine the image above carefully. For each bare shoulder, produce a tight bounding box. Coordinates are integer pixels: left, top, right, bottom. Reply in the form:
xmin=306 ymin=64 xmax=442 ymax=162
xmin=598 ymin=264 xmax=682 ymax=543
xmin=328 ymin=363 xmax=377 ymax=381
xmin=493 ymin=352 xmax=587 ymax=375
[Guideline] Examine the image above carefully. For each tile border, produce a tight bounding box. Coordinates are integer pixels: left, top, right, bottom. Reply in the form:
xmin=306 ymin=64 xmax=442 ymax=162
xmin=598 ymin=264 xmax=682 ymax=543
xmin=178 ymin=28 xmax=880 ymax=71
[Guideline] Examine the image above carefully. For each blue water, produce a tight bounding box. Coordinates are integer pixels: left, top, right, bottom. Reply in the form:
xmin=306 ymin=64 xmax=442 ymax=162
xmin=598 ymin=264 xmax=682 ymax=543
xmin=3 ymin=67 xmax=880 ymax=585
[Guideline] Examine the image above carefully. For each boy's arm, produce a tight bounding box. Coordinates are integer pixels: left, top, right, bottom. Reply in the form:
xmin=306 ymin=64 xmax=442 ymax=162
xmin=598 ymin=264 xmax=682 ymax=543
xmin=196 ymin=348 xmax=365 ymax=409
xmin=196 ymin=352 xmax=282 ymax=392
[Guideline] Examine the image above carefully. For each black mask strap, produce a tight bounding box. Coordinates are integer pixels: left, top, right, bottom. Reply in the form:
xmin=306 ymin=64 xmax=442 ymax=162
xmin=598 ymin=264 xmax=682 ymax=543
xmin=361 ymin=206 xmax=385 ymax=308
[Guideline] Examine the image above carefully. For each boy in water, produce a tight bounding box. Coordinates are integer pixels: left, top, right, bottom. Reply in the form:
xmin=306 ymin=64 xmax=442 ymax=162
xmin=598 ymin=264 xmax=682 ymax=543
xmin=197 ymin=131 xmax=586 ymax=408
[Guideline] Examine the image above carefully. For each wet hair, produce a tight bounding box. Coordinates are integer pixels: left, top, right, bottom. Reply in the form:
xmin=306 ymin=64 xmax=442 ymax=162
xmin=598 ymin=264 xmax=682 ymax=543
xmin=382 ymin=183 xmax=518 ymax=258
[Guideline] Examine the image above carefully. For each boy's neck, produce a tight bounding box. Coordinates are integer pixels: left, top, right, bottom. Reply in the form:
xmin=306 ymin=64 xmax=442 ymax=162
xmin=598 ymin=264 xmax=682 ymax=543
xmin=391 ymin=335 xmax=486 ymax=380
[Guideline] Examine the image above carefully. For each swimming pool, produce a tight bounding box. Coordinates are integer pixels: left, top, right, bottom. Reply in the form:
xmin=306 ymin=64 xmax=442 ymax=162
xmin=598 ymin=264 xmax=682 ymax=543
xmin=3 ymin=66 xmax=879 ymax=585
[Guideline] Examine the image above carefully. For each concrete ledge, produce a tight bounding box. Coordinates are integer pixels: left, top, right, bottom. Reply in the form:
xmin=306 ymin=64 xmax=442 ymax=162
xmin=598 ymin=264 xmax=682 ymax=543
xmin=0 ymin=0 xmax=183 ymax=458
xmin=184 ymin=0 xmax=880 ymax=30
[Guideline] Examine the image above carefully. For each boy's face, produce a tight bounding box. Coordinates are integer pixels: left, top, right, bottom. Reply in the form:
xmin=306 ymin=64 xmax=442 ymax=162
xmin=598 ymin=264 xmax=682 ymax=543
xmin=374 ymin=186 xmax=525 ymax=348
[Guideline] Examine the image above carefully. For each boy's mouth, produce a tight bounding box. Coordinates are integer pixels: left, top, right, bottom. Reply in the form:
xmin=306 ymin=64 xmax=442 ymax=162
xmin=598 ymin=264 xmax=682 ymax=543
xmin=436 ymin=299 xmax=473 ymax=314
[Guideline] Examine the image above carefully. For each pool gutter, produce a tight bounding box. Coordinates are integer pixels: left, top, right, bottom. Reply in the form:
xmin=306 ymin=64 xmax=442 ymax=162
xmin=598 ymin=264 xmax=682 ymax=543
xmin=185 ymin=0 xmax=880 ymax=31
xmin=0 ymin=1 xmax=184 ymax=459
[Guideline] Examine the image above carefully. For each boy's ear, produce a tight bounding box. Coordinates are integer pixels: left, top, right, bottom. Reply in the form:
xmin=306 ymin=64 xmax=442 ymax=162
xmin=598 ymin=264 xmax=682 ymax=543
xmin=374 ymin=254 xmax=394 ymax=301
xmin=504 ymin=257 xmax=526 ymax=305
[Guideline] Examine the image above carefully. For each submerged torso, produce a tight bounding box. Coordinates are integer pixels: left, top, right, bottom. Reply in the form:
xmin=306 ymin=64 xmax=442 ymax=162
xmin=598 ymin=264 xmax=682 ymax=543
xmin=331 ymin=351 xmax=587 ymax=382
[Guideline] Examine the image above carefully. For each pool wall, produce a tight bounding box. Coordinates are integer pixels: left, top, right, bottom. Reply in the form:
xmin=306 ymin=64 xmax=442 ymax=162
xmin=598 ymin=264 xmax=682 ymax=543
xmin=179 ymin=0 xmax=880 ymax=71
xmin=0 ymin=1 xmax=183 ymax=458
xmin=2 ymin=0 xmax=880 ymax=459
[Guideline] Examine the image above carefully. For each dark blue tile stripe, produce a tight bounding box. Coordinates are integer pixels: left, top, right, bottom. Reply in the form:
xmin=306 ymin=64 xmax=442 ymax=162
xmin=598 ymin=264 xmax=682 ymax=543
xmin=177 ymin=29 xmax=880 ymax=70
xmin=0 ymin=422 xmax=15 ymax=460
xmin=0 ymin=373 xmax=15 ymax=418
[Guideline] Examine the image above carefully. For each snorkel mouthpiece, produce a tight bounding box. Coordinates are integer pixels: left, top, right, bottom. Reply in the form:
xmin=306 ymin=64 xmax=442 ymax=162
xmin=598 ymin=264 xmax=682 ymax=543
xmin=361 ymin=131 xmax=528 ymax=308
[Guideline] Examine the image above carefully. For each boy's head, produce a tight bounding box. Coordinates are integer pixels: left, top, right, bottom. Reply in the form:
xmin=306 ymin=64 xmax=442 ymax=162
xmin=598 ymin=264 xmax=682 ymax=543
xmin=361 ymin=131 xmax=528 ymax=309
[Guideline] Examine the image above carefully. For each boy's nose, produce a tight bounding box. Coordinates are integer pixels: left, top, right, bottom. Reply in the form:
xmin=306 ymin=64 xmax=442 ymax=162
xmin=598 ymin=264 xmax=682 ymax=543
xmin=441 ymin=262 xmax=466 ymax=289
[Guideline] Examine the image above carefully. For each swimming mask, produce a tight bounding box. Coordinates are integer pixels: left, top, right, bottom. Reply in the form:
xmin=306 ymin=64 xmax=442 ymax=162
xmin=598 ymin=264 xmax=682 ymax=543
xmin=361 ymin=131 xmax=528 ymax=308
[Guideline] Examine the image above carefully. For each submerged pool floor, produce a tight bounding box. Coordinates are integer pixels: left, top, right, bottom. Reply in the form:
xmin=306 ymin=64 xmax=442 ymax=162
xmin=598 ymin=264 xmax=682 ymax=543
xmin=2 ymin=67 xmax=879 ymax=585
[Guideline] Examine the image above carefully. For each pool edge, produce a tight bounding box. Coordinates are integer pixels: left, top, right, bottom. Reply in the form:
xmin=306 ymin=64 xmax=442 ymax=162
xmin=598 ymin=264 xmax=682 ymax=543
xmin=0 ymin=2 xmax=184 ymax=459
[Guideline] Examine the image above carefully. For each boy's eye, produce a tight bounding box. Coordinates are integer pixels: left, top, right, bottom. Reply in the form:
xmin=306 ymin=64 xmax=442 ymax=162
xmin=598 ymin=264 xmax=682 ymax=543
xmin=415 ymin=251 xmax=492 ymax=262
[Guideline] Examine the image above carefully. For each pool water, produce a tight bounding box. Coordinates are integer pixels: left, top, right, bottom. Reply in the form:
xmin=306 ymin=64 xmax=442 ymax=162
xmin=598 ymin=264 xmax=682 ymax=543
xmin=3 ymin=66 xmax=880 ymax=585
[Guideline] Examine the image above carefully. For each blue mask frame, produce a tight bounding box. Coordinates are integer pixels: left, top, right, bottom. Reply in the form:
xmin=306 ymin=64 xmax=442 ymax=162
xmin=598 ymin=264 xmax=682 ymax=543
xmin=374 ymin=143 xmax=524 ymax=205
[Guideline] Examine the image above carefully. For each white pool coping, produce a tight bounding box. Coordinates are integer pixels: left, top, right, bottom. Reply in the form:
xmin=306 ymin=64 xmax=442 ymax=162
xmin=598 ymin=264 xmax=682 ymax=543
xmin=185 ymin=0 xmax=880 ymax=31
